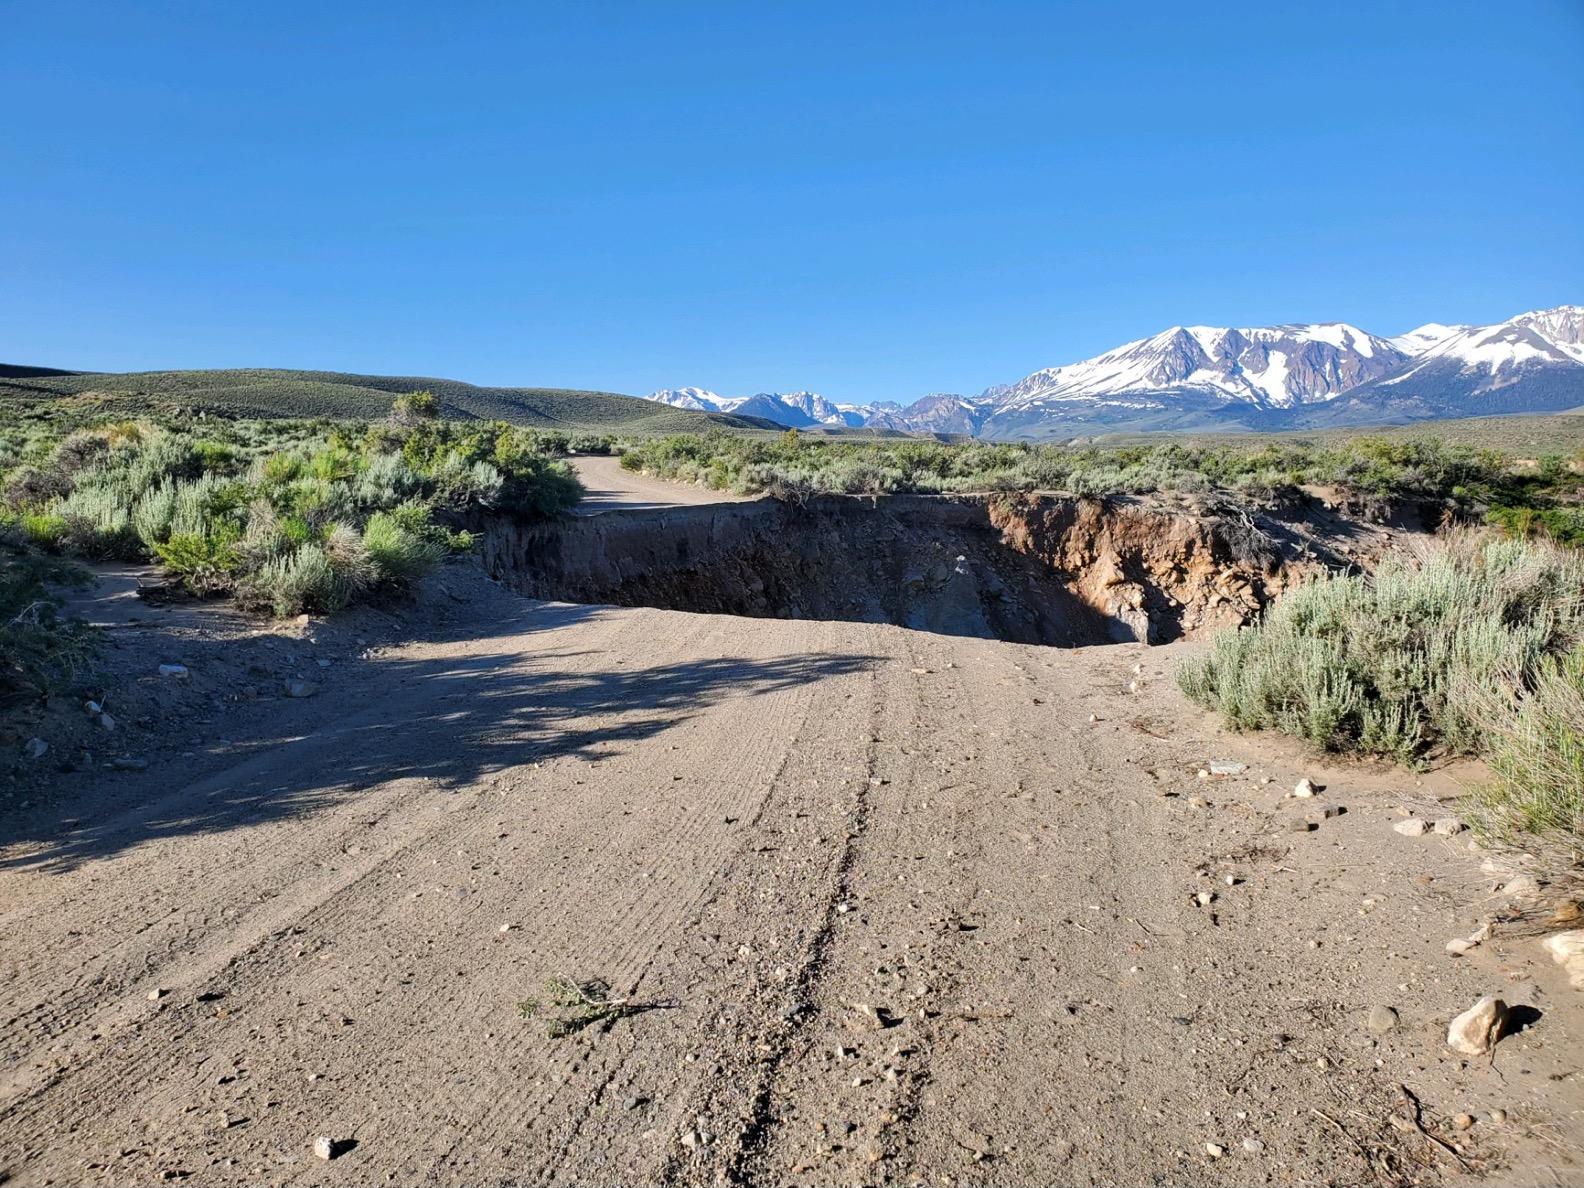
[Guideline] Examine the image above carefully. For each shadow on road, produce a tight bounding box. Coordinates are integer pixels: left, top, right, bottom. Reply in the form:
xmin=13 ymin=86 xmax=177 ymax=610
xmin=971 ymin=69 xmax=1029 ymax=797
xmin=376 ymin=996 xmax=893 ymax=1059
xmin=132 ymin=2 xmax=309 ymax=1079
xmin=2 ymin=599 xmax=879 ymax=873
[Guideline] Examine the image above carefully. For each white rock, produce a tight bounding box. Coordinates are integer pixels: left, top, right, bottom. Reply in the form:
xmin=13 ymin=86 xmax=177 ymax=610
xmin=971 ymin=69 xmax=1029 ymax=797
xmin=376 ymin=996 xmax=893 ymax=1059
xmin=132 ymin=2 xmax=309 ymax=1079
xmin=1432 ymin=817 xmax=1466 ymax=836
xmin=1205 ymin=1142 xmax=1225 ymax=1158
xmin=98 ymin=711 xmax=117 ymax=732
xmin=1541 ymin=930 xmax=1584 ymax=989
xmin=1446 ymin=996 xmax=1507 ymax=1055
xmin=1195 ymin=891 xmax=1215 ymax=907
xmin=1209 ymin=761 xmax=1246 ymax=776
xmin=1293 ymin=778 xmax=1317 ymax=798
xmin=23 ymin=737 xmax=47 ymax=760
xmin=1393 ymin=819 xmax=1430 ymax=837
xmin=312 ymin=1135 xmax=336 ymax=1160
xmin=1502 ymin=874 xmax=1542 ymax=899
xmin=1445 ymin=937 xmax=1476 ymax=957
xmin=1241 ymin=1137 xmax=1265 ymax=1153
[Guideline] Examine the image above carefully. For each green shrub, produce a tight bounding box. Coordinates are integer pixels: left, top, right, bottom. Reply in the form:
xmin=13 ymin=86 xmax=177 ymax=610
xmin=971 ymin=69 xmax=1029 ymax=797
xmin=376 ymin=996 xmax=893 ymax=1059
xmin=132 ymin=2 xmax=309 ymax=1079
xmin=1466 ymin=647 xmax=1584 ymax=846
xmin=1177 ymin=534 xmax=1584 ymax=764
xmin=154 ymin=527 xmax=243 ymax=595
xmin=0 ymin=536 xmax=95 ymax=708
xmin=240 ymin=544 xmax=351 ymax=616
xmin=362 ymin=507 xmax=446 ymax=584
xmin=391 ymin=390 xmax=440 ymax=424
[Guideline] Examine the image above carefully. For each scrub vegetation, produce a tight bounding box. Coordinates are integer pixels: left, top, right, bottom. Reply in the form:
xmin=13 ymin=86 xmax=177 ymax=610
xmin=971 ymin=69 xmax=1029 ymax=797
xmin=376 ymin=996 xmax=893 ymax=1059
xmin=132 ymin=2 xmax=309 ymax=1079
xmin=1179 ymin=533 xmax=1584 ymax=861
xmin=0 ymin=405 xmax=583 ymax=637
xmin=620 ymin=429 xmax=1584 ymax=535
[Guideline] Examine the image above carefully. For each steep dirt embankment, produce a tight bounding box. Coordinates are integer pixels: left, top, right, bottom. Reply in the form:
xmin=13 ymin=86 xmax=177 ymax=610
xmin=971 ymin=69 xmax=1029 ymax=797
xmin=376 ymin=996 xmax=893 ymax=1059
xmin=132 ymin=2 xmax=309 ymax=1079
xmin=476 ymin=492 xmax=1318 ymax=645
xmin=989 ymin=493 xmax=1306 ymax=642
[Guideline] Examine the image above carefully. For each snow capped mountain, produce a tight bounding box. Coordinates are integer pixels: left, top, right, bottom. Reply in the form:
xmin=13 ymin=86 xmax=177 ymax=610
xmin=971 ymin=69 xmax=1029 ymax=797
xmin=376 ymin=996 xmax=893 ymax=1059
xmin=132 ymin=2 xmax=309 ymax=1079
xmin=996 ymin=323 xmax=1407 ymax=413
xmin=642 ymin=388 xmax=886 ymax=428
xmin=1387 ymin=323 xmax=1466 ymax=356
xmin=1509 ymin=305 xmax=1584 ymax=363
xmin=643 ymin=305 xmax=1583 ymax=440
xmin=647 ymin=387 xmax=725 ymax=412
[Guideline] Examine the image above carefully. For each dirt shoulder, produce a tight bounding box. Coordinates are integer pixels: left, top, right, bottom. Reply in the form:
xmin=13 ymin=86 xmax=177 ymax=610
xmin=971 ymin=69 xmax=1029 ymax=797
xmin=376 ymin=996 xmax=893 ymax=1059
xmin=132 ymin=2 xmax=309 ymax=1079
xmin=1 ymin=564 xmax=1580 ymax=1186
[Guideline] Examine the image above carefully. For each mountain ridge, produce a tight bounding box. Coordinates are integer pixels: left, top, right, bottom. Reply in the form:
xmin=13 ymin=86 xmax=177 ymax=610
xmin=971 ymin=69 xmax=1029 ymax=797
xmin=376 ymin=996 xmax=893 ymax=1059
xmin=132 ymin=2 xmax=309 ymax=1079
xmin=648 ymin=303 xmax=1584 ymax=439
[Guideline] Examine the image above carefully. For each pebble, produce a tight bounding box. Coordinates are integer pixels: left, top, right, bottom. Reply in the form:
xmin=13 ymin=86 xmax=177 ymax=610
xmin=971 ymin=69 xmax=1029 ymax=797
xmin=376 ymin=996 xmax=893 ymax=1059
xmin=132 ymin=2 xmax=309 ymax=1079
xmin=1306 ymin=803 xmax=1344 ymax=821
xmin=1195 ymin=891 xmax=1215 ymax=907
xmin=312 ymin=1136 xmax=336 ymax=1161
xmin=1445 ymin=937 xmax=1476 ymax=957
xmin=1209 ymin=761 xmax=1246 ymax=775
xmin=1453 ymin=1113 xmax=1474 ymax=1131
xmin=1433 ymin=818 xmax=1466 ymax=836
xmin=1393 ymin=818 xmax=1430 ymax=837
xmin=1241 ymin=1137 xmax=1265 ymax=1153
xmin=147 ymin=988 xmax=165 ymax=1001
xmin=1287 ymin=820 xmax=1316 ymax=833
xmin=99 ymin=711 xmax=117 ymax=732
xmin=158 ymin=664 xmax=189 ymax=678
xmin=1205 ymin=1142 xmax=1225 ymax=1158
xmin=283 ymin=679 xmax=319 ymax=699
xmin=1490 ymin=1109 xmax=1507 ymax=1125
xmin=112 ymin=757 xmax=149 ymax=771
xmin=23 ymin=737 xmax=47 ymax=760
xmin=1293 ymin=777 xmax=1318 ymax=798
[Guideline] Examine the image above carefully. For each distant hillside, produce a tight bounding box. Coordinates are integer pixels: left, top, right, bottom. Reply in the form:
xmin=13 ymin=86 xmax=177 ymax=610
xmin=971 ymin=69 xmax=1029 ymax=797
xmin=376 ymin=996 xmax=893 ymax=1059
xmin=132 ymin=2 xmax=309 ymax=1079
xmin=0 ymin=366 xmax=777 ymax=435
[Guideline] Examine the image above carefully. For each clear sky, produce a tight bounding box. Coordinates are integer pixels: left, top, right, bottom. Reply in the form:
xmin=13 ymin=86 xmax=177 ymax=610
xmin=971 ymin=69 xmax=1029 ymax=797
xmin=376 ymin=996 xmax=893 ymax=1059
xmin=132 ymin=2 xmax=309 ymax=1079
xmin=4 ymin=1 xmax=1582 ymax=404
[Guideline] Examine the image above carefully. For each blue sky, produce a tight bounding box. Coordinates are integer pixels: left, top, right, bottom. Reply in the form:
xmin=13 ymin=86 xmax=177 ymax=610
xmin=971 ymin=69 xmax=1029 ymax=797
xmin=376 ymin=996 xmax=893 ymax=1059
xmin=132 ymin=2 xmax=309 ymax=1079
xmin=4 ymin=1 xmax=1582 ymax=404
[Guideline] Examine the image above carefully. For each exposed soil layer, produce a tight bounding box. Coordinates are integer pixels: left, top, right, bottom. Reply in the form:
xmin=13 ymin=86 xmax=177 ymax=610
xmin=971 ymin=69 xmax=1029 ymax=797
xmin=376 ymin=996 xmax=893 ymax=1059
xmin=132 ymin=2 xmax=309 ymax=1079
xmin=478 ymin=492 xmax=1354 ymax=646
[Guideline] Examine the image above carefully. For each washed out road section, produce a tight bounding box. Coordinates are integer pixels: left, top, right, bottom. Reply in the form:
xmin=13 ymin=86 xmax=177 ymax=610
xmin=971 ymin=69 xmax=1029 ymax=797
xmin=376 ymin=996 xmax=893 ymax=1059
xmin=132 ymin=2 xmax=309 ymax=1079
xmin=0 ymin=574 xmax=1578 ymax=1185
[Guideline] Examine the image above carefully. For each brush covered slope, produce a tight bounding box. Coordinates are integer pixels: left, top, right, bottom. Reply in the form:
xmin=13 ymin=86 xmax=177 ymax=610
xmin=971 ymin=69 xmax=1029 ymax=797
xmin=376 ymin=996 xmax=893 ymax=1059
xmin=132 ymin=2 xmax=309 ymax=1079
xmin=0 ymin=367 xmax=777 ymax=435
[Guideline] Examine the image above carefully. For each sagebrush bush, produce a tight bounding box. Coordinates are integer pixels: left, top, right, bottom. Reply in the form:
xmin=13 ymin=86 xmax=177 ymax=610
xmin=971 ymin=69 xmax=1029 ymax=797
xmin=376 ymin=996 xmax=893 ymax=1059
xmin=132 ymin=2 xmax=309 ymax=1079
xmin=0 ymin=413 xmax=582 ymax=619
xmin=1465 ymin=647 xmax=1584 ymax=847
xmin=1177 ymin=534 xmax=1584 ymax=764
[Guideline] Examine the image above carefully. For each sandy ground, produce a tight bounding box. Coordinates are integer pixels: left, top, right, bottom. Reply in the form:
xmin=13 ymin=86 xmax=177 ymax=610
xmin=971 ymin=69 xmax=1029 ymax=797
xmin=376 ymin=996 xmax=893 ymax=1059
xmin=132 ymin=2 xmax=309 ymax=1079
xmin=2 ymin=477 xmax=1582 ymax=1187
xmin=569 ymin=456 xmax=757 ymax=516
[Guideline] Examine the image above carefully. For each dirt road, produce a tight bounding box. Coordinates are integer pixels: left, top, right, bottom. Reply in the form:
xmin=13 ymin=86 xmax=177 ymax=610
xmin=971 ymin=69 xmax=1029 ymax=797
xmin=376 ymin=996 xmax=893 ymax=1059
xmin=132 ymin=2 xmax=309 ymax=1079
xmin=569 ymin=456 xmax=756 ymax=516
xmin=2 ymin=567 xmax=1581 ymax=1185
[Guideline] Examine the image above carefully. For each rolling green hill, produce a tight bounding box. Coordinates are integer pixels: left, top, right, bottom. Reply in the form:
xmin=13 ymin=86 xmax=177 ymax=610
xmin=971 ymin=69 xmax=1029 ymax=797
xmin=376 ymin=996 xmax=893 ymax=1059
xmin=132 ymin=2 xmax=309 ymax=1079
xmin=0 ymin=366 xmax=779 ymax=435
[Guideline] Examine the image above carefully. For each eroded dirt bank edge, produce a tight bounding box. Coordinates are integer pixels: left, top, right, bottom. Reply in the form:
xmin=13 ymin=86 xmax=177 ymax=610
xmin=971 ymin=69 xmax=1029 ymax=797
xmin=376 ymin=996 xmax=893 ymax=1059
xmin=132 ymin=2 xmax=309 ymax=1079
xmin=476 ymin=491 xmax=1397 ymax=646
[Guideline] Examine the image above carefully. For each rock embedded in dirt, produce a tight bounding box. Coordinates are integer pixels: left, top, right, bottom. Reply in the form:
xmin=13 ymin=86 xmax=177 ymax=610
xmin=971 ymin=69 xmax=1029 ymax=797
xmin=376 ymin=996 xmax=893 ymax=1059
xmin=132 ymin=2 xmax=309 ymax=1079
xmin=1446 ymin=996 xmax=1508 ymax=1055
xmin=1366 ymin=1005 xmax=1399 ymax=1034
xmin=1502 ymin=874 xmax=1541 ymax=899
xmin=1446 ymin=937 xmax=1476 ymax=957
xmin=23 ymin=737 xmax=47 ymax=760
xmin=112 ymin=757 xmax=148 ymax=771
xmin=1541 ymin=931 xmax=1584 ymax=989
xmin=1432 ymin=818 xmax=1466 ymax=836
xmin=1393 ymin=819 xmax=1430 ymax=837
xmin=158 ymin=664 xmax=189 ymax=678
xmin=283 ymin=679 xmax=319 ymax=699
xmin=1241 ymin=1137 xmax=1264 ymax=1153
xmin=1208 ymin=761 xmax=1245 ymax=775
xmin=1306 ymin=803 xmax=1344 ymax=822
xmin=1292 ymin=777 xmax=1317 ymax=798
xmin=98 ymin=711 xmax=117 ymax=732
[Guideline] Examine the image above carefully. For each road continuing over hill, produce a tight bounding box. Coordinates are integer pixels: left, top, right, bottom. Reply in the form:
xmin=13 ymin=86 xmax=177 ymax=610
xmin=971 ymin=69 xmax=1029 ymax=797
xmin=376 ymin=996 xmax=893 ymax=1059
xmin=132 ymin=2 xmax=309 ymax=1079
xmin=570 ymin=455 xmax=757 ymax=515
xmin=0 ymin=566 xmax=1579 ymax=1184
